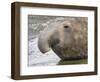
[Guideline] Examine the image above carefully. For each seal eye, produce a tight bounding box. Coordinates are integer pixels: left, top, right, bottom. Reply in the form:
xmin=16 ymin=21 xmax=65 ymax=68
xmin=64 ymin=25 xmax=71 ymax=32
xmin=64 ymin=25 xmax=69 ymax=28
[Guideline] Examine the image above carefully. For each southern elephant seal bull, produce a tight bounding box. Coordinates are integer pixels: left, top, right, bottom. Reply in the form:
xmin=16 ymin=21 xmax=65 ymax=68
xmin=38 ymin=21 xmax=87 ymax=60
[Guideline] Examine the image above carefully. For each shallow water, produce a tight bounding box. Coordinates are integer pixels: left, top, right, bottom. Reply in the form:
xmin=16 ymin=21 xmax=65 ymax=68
xmin=58 ymin=59 xmax=87 ymax=65
xmin=28 ymin=38 xmax=61 ymax=66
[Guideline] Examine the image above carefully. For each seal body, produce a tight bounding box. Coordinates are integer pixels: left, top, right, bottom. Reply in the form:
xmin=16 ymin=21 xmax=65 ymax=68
xmin=38 ymin=21 xmax=87 ymax=60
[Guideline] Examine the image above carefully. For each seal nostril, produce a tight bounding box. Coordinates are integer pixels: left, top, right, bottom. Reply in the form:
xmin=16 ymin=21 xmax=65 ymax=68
xmin=64 ymin=25 xmax=69 ymax=28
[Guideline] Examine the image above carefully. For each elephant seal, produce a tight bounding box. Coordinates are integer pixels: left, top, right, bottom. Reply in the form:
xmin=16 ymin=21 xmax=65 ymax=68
xmin=38 ymin=21 xmax=87 ymax=60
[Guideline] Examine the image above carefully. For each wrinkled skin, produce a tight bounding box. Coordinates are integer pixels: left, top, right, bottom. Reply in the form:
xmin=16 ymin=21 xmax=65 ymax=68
xmin=38 ymin=21 xmax=87 ymax=60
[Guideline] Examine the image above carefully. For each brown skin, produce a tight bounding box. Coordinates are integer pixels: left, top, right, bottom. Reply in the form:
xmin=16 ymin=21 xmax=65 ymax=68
xmin=38 ymin=21 xmax=87 ymax=60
